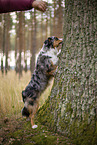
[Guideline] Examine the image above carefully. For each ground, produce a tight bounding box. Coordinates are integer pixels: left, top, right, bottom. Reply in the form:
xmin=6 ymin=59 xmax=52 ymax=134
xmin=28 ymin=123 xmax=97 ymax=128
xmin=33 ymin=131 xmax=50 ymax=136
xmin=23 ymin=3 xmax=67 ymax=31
xmin=0 ymin=113 xmax=74 ymax=145
xmin=0 ymin=71 xmax=73 ymax=145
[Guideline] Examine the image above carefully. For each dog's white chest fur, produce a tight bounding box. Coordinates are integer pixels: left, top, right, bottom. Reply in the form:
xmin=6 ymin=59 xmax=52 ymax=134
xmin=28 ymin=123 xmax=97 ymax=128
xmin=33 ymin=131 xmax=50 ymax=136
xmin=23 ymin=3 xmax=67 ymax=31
xmin=43 ymin=48 xmax=59 ymax=65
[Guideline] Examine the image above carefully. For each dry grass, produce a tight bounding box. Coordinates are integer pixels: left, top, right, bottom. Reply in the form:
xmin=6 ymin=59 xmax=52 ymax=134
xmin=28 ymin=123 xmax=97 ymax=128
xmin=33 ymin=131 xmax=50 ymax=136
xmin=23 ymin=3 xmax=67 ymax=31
xmin=0 ymin=71 xmax=53 ymax=118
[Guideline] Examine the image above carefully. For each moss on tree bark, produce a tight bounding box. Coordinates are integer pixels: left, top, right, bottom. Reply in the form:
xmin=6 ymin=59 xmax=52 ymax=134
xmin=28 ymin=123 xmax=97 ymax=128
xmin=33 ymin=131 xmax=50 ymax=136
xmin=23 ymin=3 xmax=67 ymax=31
xmin=37 ymin=0 xmax=97 ymax=144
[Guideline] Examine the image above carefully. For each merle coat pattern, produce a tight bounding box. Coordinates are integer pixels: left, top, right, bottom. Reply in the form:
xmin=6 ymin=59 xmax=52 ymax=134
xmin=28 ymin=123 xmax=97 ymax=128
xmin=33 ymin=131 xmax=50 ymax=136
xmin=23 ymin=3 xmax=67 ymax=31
xmin=21 ymin=36 xmax=63 ymax=128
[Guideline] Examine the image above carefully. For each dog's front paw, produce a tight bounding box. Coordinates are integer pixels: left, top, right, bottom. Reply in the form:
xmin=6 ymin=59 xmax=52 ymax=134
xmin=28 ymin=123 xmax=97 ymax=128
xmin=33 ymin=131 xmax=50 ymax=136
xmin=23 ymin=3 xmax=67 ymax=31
xmin=32 ymin=125 xmax=38 ymax=129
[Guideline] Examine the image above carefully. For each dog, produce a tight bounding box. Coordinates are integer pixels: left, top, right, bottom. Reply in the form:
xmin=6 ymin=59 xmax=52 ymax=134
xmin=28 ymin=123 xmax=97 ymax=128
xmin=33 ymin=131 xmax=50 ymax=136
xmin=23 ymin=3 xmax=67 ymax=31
xmin=21 ymin=36 xmax=63 ymax=129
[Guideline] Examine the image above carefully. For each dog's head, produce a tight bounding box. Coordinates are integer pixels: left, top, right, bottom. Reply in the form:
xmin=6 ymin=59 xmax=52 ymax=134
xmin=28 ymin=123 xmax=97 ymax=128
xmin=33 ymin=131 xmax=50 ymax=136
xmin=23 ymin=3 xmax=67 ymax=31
xmin=43 ymin=36 xmax=63 ymax=50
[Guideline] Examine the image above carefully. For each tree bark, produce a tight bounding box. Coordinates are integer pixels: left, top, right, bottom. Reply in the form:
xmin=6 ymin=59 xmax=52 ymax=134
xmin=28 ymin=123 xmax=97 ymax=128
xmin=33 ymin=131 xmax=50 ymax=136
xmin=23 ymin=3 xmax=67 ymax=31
xmin=19 ymin=12 xmax=23 ymax=78
xmin=38 ymin=0 xmax=97 ymax=144
xmin=0 ymin=15 xmax=4 ymax=74
xmin=5 ymin=13 xmax=10 ymax=74
xmin=30 ymin=10 xmax=37 ymax=73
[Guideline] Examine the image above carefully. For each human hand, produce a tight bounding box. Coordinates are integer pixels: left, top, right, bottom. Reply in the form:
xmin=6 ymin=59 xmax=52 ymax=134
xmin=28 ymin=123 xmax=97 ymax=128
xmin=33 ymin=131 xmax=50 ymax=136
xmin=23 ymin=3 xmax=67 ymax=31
xmin=32 ymin=1 xmax=47 ymax=12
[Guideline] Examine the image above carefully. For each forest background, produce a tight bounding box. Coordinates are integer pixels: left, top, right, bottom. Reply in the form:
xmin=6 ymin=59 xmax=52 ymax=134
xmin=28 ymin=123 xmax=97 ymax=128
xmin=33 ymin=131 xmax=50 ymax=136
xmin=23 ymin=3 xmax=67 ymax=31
xmin=0 ymin=0 xmax=64 ymax=119
xmin=0 ymin=0 xmax=64 ymax=76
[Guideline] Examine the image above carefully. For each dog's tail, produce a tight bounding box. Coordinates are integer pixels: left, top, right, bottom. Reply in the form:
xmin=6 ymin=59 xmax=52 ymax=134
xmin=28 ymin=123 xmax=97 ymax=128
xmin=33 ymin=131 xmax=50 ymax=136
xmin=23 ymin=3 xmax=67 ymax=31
xmin=21 ymin=107 xmax=30 ymax=117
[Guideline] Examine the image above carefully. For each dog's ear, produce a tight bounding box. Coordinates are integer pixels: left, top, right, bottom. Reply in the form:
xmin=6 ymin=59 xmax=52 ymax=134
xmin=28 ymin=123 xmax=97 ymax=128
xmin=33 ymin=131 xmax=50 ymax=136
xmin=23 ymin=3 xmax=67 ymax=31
xmin=44 ymin=37 xmax=53 ymax=48
xmin=22 ymin=90 xmax=27 ymax=102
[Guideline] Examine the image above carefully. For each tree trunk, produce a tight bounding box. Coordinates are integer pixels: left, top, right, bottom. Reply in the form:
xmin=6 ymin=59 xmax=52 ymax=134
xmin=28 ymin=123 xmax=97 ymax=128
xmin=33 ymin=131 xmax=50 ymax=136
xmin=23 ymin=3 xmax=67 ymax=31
xmin=57 ymin=0 xmax=63 ymax=37
xmin=15 ymin=12 xmax=19 ymax=74
xmin=30 ymin=10 xmax=37 ymax=73
xmin=19 ymin=12 xmax=23 ymax=78
xmin=0 ymin=15 xmax=4 ymax=74
xmin=38 ymin=0 xmax=97 ymax=144
xmin=5 ymin=13 xmax=10 ymax=74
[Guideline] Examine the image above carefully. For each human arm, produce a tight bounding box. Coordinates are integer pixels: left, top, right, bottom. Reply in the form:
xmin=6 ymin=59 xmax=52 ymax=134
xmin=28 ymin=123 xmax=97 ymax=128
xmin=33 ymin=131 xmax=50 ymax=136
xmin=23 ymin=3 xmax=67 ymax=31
xmin=0 ymin=0 xmax=47 ymax=13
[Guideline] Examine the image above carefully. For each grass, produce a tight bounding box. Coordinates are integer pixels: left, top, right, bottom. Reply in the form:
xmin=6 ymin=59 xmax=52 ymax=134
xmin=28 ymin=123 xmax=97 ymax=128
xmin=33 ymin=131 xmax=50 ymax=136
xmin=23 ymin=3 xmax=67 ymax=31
xmin=0 ymin=71 xmax=53 ymax=118
xmin=0 ymin=117 xmax=72 ymax=145
xmin=0 ymin=71 xmax=73 ymax=145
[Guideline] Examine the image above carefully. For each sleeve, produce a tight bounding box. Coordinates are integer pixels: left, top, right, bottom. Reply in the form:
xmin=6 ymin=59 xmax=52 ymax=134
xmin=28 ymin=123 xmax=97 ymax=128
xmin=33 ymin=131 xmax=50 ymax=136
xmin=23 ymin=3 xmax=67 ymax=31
xmin=0 ymin=0 xmax=35 ymax=13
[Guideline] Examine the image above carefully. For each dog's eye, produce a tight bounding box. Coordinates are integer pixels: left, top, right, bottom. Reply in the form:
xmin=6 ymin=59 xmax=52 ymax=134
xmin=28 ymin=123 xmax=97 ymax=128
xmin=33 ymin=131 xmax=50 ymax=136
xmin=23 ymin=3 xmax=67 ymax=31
xmin=55 ymin=37 xmax=59 ymax=41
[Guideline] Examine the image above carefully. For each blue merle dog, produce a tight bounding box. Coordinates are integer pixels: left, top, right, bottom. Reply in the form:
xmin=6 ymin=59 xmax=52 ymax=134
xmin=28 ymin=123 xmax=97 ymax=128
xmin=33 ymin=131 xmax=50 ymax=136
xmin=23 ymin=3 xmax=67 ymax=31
xmin=21 ymin=36 xmax=63 ymax=128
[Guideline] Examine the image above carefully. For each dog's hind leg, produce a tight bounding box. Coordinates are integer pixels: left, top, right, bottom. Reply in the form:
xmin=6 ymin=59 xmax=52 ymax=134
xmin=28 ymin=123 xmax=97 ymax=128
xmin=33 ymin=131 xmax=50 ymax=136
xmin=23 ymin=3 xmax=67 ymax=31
xmin=30 ymin=114 xmax=35 ymax=127
xmin=30 ymin=100 xmax=39 ymax=129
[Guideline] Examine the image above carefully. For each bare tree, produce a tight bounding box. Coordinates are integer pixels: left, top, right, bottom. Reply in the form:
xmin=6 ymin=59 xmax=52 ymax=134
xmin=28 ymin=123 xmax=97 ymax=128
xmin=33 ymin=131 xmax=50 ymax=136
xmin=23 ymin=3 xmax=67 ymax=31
xmin=0 ymin=15 xmax=4 ymax=74
xmin=18 ymin=12 xmax=23 ymax=78
xmin=30 ymin=10 xmax=37 ymax=73
xmin=5 ymin=13 xmax=10 ymax=74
